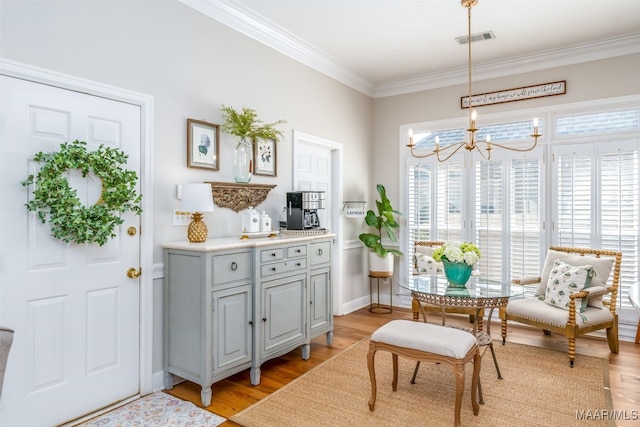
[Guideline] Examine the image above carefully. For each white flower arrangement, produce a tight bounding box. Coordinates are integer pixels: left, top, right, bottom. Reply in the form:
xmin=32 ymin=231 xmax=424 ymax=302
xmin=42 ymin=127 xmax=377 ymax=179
xmin=432 ymin=241 xmax=481 ymax=267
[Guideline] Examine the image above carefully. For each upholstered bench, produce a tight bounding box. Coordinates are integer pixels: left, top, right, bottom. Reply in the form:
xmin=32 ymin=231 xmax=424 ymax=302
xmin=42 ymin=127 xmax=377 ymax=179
xmin=367 ymin=320 xmax=480 ymax=427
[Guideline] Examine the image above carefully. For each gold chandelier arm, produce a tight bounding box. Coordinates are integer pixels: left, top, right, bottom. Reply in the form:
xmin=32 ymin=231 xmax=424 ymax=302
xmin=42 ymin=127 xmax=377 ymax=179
xmin=484 ymin=137 xmax=539 ymax=153
xmin=474 ymin=145 xmax=492 ymax=160
xmin=436 ymin=142 xmax=467 ymax=162
xmin=406 ymin=141 xmax=466 ymax=160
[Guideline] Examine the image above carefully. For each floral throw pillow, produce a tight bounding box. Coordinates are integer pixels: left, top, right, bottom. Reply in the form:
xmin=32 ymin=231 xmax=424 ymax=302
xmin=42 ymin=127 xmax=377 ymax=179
xmin=415 ymin=253 xmax=444 ymax=275
xmin=544 ymin=260 xmax=595 ymax=312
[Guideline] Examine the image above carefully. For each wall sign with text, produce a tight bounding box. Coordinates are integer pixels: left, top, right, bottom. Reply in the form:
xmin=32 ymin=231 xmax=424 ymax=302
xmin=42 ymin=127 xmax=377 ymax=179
xmin=461 ymin=80 xmax=566 ymax=109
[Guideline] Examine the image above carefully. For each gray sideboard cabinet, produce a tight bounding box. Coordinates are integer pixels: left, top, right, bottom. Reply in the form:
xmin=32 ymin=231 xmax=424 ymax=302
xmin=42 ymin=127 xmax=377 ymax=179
xmin=163 ymin=235 xmax=334 ymax=405
xmin=250 ymin=237 xmax=334 ymax=385
xmin=163 ymin=247 xmax=253 ymax=407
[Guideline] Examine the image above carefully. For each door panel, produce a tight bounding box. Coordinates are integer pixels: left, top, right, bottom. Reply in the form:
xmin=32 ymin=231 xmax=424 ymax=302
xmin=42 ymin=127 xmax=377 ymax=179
xmin=0 ymin=76 xmax=141 ymax=426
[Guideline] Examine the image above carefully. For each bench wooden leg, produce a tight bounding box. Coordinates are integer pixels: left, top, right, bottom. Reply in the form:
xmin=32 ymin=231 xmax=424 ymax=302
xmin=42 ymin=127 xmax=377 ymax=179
xmin=367 ymin=344 xmax=377 ymax=411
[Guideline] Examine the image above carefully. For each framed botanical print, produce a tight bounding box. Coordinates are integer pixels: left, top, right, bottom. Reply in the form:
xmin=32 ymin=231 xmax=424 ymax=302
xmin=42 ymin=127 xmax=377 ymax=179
xmin=187 ymin=118 xmax=220 ymax=170
xmin=254 ymin=138 xmax=277 ymax=177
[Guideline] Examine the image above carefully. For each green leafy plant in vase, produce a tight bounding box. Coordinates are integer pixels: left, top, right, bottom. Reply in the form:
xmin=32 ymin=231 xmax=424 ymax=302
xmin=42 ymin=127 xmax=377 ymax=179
xmin=432 ymin=241 xmax=481 ymax=286
xmin=358 ymin=184 xmax=403 ymax=274
xmin=220 ymin=105 xmax=286 ymax=183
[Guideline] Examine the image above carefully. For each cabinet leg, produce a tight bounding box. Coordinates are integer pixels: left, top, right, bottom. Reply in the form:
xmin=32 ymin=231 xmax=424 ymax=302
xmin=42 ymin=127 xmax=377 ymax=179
xmin=326 ymin=331 xmax=334 ymax=345
xmin=250 ymin=366 xmax=261 ymax=385
xmin=163 ymin=371 xmax=174 ymax=390
xmin=301 ymin=343 xmax=311 ymax=360
xmin=201 ymin=386 xmax=212 ymax=407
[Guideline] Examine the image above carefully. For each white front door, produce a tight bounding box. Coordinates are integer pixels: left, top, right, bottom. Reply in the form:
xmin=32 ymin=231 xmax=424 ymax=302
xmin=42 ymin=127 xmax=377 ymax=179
xmin=0 ymin=76 xmax=141 ymax=426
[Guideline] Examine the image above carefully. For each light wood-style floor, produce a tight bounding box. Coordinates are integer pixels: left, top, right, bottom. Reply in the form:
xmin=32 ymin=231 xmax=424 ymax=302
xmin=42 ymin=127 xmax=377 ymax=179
xmin=165 ymin=307 xmax=640 ymax=426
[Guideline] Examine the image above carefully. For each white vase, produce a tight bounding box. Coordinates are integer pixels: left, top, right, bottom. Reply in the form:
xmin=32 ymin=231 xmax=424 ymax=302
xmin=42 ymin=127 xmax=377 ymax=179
xmin=368 ymin=252 xmax=394 ymax=275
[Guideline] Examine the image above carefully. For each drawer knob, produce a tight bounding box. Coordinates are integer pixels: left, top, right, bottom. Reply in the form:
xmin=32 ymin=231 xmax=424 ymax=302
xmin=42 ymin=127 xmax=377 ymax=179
xmin=271 ymin=267 xmax=277 ymax=271
xmin=231 ymin=262 xmax=238 ymax=271
xmin=249 ymin=321 xmax=253 ymax=326
xmin=262 ymin=317 xmax=267 ymax=322
xmin=271 ymin=252 xmax=277 ymax=257
xmin=318 ymin=249 xmax=323 ymax=255
xmin=296 ymin=249 xmax=301 ymax=253
xmin=296 ymin=263 xmax=301 ymax=266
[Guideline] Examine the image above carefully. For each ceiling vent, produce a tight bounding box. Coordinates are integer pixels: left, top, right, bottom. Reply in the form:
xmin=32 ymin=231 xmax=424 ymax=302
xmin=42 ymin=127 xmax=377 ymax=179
xmin=455 ymin=31 xmax=495 ymax=45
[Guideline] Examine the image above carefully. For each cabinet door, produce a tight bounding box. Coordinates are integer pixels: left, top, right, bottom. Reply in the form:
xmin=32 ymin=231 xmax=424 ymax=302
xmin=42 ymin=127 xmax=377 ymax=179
xmin=261 ymin=274 xmax=306 ymax=356
xmin=212 ymin=284 xmax=252 ymax=374
xmin=309 ymin=267 xmax=332 ymax=336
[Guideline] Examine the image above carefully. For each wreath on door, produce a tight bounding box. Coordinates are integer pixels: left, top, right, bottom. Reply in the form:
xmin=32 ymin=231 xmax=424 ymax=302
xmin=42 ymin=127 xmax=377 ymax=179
xmin=21 ymin=140 xmax=142 ymax=246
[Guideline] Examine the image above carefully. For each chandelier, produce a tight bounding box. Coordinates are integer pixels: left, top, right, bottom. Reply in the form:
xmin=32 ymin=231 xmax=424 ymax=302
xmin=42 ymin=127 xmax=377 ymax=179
xmin=406 ymin=0 xmax=540 ymax=161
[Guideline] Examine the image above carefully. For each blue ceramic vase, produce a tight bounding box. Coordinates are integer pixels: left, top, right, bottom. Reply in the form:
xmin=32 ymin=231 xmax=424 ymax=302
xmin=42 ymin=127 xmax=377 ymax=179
xmin=442 ymin=260 xmax=472 ymax=287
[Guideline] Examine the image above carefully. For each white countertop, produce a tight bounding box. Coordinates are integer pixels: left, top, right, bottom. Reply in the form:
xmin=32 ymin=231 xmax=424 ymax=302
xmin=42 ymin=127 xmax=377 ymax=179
xmin=162 ymin=232 xmax=335 ymax=252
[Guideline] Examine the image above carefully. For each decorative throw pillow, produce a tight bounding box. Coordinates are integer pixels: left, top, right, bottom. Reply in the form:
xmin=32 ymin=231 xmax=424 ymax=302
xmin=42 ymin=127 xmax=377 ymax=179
xmin=536 ymin=249 xmax=613 ymax=309
xmin=544 ymin=260 xmax=595 ymax=312
xmin=415 ymin=253 xmax=443 ymax=275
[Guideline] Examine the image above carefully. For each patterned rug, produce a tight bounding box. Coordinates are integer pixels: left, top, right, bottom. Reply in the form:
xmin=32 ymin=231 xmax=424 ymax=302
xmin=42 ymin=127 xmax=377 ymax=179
xmin=80 ymin=391 xmax=226 ymax=426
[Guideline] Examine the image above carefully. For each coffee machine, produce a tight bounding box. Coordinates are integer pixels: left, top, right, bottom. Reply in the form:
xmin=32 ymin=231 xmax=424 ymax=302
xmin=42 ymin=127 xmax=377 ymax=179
xmin=286 ymin=191 xmax=325 ymax=230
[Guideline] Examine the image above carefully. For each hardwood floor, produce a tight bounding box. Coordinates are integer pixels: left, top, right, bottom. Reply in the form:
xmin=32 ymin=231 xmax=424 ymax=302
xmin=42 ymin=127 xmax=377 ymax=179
xmin=165 ymin=307 xmax=640 ymax=426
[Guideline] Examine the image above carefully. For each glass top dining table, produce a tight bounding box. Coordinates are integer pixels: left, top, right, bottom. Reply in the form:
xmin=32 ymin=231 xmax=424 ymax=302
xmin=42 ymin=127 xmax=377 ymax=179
xmin=400 ymin=275 xmax=525 ymax=330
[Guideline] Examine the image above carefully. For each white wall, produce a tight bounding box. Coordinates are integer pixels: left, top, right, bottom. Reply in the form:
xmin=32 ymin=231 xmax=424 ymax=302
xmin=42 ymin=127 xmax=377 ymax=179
xmin=0 ymin=0 xmax=373 ymax=376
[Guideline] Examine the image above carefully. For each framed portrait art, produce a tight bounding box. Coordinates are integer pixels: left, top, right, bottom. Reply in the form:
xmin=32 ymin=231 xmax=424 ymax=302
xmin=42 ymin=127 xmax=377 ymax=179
xmin=187 ymin=118 xmax=220 ymax=170
xmin=254 ymin=138 xmax=277 ymax=177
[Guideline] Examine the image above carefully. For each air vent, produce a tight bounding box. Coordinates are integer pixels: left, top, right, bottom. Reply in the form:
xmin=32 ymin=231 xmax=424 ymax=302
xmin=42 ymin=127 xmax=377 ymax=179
xmin=455 ymin=31 xmax=495 ymax=45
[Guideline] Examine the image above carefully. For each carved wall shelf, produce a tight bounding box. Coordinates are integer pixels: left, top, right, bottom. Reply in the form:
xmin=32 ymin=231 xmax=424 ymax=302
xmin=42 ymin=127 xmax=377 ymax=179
xmin=205 ymin=181 xmax=277 ymax=212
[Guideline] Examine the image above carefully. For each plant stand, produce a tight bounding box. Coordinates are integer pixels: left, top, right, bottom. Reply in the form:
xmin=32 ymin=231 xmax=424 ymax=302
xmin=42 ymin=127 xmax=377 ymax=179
xmin=369 ymin=272 xmax=393 ymax=313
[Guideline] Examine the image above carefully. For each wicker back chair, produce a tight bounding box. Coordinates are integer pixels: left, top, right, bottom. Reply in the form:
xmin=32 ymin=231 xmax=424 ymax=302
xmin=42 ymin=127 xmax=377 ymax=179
xmin=500 ymin=246 xmax=621 ymax=367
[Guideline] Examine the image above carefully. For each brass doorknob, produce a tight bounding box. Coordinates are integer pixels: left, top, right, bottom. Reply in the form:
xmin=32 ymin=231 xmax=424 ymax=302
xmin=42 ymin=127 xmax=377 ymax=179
xmin=126 ymin=267 xmax=142 ymax=278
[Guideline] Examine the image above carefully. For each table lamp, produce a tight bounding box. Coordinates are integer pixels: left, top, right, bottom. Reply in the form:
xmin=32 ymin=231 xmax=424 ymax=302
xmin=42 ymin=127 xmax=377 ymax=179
xmin=181 ymin=183 xmax=215 ymax=243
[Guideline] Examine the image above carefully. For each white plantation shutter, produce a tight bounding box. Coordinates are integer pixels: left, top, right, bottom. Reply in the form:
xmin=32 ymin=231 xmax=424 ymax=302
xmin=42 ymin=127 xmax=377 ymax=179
xmin=436 ymin=162 xmax=463 ymax=241
xmin=407 ymin=163 xmax=434 ymax=273
xmin=552 ymin=141 xmax=639 ymax=310
xmin=554 ymin=147 xmax=593 ymax=247
xmin=474 ymin=160 xmax=503 ymax=282
xmin=510 ymin=157 xmax=542 ymax=279
xmin=600 ymin=144 xmax=638 ymax=309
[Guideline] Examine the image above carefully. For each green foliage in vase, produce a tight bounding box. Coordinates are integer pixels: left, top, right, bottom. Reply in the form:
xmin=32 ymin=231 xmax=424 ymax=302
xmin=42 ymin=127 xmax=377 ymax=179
xmin=220 ymin=105 xmax=286 ymax=142
xmin=358 ymin=184 xmax=403 ymax=258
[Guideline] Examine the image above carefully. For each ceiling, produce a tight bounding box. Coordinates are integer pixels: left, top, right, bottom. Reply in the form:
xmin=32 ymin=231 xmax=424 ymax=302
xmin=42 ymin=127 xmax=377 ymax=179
xmin=182 ymin=0 xmax=640 ymax=97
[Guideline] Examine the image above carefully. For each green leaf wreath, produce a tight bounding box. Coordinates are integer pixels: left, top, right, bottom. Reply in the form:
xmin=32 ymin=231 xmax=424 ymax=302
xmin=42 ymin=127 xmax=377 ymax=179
xmin=21 ymin=140 xmax=142 ymax=246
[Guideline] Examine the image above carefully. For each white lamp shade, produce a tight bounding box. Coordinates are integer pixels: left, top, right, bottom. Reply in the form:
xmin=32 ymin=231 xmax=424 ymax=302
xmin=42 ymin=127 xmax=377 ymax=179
xmin=181 ymin=183 xmax=215 ymax=213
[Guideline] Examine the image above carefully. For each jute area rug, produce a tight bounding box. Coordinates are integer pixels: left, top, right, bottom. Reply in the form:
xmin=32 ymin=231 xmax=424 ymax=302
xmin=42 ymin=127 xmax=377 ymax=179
xmin=79 ymin=391 xmax=226 ymax=426
xmin=231 ymin=339 xmax=613 ymax=427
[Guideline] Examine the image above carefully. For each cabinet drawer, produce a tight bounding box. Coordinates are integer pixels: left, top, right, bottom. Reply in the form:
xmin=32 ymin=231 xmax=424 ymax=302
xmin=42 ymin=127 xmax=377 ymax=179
xmin=212 ymin=251 xmax=252 ymax=285
xmin=310 ymin=241 xmax=331 ymax=266
xmin=260 ymin=248 xmax=284 ymax=263
xmin=287 ymin=245 xmax=307 ymax=258
xmin=261 ymin=258 xmax=307 ymax=277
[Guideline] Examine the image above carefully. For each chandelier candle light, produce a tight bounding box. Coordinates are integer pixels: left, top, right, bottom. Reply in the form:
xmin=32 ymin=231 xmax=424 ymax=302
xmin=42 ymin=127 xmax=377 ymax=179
xmin=406 ymin=0 xmax=541 ymax=161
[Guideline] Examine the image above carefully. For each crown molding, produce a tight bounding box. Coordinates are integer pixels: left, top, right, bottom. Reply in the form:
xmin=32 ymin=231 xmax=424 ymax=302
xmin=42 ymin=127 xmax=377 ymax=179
xmin=180 ymin=0 xmax=376 ymax=97
xmin=374 ymin=33 xmax=640 ymax=98
xmin=181 ymin=1 xmax=640 ymax=100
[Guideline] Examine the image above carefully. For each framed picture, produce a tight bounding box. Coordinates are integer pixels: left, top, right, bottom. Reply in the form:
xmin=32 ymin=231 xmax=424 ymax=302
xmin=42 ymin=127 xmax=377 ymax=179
xmin=187 ymin=118 xmax=220 ymax=170
xmin=254 ymin=138 xmax=277 ymax=177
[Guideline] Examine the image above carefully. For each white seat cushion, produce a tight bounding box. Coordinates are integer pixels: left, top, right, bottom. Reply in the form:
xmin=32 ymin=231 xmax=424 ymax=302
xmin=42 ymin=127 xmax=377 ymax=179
xmin=506 ymin=297 xmax=614 ymax=328
xmin=371 ymin=320 xmax=477 ymax=359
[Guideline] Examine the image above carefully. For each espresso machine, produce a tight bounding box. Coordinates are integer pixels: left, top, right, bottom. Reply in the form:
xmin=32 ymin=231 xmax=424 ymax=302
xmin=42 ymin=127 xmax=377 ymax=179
xmin=286 ymin=191 xmax=325 ymax=230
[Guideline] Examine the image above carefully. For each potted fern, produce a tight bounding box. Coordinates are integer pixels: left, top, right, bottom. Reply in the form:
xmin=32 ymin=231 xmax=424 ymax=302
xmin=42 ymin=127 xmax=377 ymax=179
xmin=358 ymin=184 xmax=403 ymax=274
